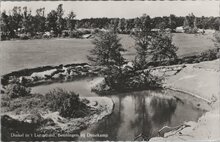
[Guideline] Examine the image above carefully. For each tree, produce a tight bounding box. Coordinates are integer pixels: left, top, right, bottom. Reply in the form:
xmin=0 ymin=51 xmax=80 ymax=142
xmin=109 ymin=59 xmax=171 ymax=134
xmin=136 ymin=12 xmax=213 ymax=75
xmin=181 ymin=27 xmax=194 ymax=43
xmin=118 ymin=18 xmax=126 ymax=33
xmin=87 ymin=31 xmax=127 ymax=91
xmin=140 ymin=14 xmax=152 ymax=31
xmin=46 ymin=10 xmax=57 ymax=34
xmin=5 ymin=6 xmax=23 ymax=38
xmin=184 ymin=13 xmax=196 ymax=28
xmin=196 ymin=16 xmax=207 ymax=29
xmin=132 ymin=14 xmax=153 ymax=69
xmin=87 ymin=31 xmax=125 ymax=66
xmin=66 ymin=11 xmax=76 ymax=31
xmin=35 ymin=7 xmax=46 ymax=33
xmin=21 ymin=7 xmax=34 ymax=35
xmin=1 ymin=11 xmax=10 ymax=40
xmin=133 ymin=14 xmax=177 ymax=69
xmin=184 ymin=13 xmax=197 ymax=33
xmin=56 ymin=4 xmax=64 ymax=36
xmin=124 ymin=19 xmax=134 ymax=32
xmin=156 ymin=21 xmax=167 ymax=30
xmin=169 ymin=14 xmax=177 ymax=31
xmin=109 ymin=18 xmax=119 ymax=33
xmin=214 ymin=18 xmax=220 ymax=31
xmin=150 ymin=31 xmax=178 ymax=62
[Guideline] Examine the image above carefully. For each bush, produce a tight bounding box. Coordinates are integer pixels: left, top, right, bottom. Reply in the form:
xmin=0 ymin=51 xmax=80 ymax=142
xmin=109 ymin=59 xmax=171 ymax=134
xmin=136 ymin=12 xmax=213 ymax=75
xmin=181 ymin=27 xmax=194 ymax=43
xmin=5 ymin=82 xmax=31 ymax=99
xmin=69 ymin=30 xmax=82 ymax=38
xmin=44 ymin=89 xmax=91 ymax=118
xmin=19 ymin=33 xmax=31 ymax=40
xmin=103 ymin=65 xmax=162 ymax=92
xmin=91 ymin=28 xmax=100 ymax=35
xmin=1 ymin=34 xmax=9 ymax=41
xmin=201 ymin=49 xmax=219 ymax=60
xmin=184 ymin=27 xmax=198 ymax=34
xmin=214 ymin=31 xmax=220 ymax=43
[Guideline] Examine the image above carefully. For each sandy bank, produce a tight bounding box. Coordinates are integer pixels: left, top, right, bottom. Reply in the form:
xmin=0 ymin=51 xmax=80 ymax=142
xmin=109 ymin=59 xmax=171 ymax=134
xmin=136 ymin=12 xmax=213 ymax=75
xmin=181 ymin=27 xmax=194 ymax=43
xmin=1 ymin=96 xmax=114 ymax=138
xmin=149 ymin=59 xmax=220 ymax=141
xmin=39 ymin=96 xmax=114 ymax=133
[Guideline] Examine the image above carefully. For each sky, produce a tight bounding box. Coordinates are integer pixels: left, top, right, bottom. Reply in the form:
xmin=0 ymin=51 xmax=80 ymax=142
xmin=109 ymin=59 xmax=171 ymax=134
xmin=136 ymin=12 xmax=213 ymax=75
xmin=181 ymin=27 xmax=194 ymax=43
xmin=1 ymin=1 xmax=219 ymax=19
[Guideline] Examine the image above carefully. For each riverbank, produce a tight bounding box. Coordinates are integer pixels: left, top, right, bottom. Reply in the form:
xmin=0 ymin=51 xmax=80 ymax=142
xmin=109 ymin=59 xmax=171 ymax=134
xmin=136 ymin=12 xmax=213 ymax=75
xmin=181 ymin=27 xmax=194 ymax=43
xmin=149 ymin=59 xmax=220 ymax=141
xmin=1 ymin=95 xmax=114 ymax=141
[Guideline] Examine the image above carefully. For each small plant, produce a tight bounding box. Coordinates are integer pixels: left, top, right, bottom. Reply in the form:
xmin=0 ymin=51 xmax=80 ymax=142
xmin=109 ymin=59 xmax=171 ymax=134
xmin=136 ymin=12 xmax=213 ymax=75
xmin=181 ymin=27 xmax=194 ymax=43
xmin=5 ymin=80 xmax=31 ymax=99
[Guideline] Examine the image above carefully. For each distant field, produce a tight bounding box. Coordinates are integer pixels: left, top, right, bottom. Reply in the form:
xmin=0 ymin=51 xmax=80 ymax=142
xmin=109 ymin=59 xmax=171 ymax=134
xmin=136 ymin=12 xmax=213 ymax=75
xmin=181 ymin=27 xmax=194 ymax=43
xmin=0 ymin=32 xmax=217 ymax=75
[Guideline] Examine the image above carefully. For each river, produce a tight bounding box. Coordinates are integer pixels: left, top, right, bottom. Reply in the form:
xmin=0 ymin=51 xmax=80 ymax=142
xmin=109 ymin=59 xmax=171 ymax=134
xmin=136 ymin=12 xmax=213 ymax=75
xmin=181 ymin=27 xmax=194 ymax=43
xmin=32 ymin=77 xmax=206 ymax=141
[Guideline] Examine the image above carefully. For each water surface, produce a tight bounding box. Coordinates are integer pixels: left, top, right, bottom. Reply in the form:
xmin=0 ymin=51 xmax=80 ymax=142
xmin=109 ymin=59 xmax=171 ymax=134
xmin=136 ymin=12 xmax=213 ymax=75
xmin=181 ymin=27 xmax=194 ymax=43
xmin=78 ymin=90 xmax=205 ymax=141
xmin=32 ymin=78 xmax=206 ymax=141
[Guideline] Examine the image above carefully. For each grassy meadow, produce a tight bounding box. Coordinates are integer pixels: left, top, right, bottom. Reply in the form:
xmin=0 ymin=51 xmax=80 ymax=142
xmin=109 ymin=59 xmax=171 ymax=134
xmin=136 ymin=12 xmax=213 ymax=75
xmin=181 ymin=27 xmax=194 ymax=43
xmin=0 ymin=32 xmax=217 ymax=75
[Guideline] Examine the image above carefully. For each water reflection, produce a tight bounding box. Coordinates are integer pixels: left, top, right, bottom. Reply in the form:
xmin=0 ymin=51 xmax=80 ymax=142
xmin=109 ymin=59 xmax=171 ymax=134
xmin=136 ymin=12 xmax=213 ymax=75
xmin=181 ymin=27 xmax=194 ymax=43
xmin=30 ymin=78 xmax=205 ymax=141
xmin=151 ymin=96 xmax=177 ymax=125
xmin=129 ymin=94 xmax=152 ymax=140
xmin=78 ymin=90 xmax=203 ymax=141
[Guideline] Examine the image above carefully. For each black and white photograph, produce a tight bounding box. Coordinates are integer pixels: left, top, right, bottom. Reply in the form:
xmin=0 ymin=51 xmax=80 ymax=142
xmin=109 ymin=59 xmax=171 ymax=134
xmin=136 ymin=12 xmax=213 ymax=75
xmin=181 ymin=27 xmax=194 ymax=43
xmin=0 ymin=0 xmax=220 ymax=141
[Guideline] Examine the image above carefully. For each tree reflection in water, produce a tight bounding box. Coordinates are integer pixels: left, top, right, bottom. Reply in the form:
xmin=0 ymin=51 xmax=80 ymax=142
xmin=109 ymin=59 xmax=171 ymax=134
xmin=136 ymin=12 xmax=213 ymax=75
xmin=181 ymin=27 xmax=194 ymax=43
xmin=150 ymin=96 xmax=177 ymax=125
xmin=130 ymin=94 xmax=152 ymax=140
xmin=149 ymin=96 xmax=177 ymax=139
xmin=78 ymin=90 xmax=204 ymax=141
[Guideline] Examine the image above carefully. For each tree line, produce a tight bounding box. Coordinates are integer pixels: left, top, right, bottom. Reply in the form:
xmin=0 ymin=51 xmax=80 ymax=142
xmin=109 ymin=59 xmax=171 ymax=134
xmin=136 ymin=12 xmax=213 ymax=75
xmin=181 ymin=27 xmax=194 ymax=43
xmin=1 ymin=4 xmax=220 ymax=40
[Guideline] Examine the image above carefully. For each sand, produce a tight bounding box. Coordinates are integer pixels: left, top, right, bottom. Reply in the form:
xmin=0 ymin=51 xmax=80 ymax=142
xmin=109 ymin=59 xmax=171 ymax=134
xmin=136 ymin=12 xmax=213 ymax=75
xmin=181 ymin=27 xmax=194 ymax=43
xmin=149 ymin=59 xmax=220 ymax=141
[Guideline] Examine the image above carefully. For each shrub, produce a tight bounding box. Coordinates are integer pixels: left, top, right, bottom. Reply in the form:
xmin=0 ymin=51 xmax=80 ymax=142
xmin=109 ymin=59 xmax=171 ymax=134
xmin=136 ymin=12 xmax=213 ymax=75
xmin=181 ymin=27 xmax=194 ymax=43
xmin=184 ymin=27 xmax=198 ymax=34
xmin=91 ymin=28 xmax=100 ymax=35
xmin=201 ymin=49 xmax=219 ymax=60
xmin=1 ymin=94 xmax=10 ymax=107
xmin=69 ymin=30 xmax=82 ymax=38
xmin=5 ymin=82 xmax=31 ymax=99
xmin=1 ymin=34 xmax=8 ymax=41
xmin=214 ymin=31 xmax=220 ymax=43
xmin=44 ymin=89 xmax=91 ymax=118
xmin=103 ymin=65 xmax=162 ymax=92
xmin=19 ymin=33 xmax=31 ymax=40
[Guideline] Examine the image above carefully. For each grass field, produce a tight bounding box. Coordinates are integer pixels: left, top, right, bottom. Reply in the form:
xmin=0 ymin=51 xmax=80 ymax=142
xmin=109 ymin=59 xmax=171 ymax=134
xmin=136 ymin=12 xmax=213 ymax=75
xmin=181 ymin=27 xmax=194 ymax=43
xmin=0 ymin=32 xmax=217 ymax=75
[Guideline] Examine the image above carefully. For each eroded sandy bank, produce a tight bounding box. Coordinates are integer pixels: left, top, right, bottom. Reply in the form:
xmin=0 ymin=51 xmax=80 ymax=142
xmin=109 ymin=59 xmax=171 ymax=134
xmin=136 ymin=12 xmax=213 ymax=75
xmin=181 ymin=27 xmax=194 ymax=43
xmin=1 ymin=96 xmax=114 ymax=141
xmin=149 ymin=59 xmax=220 ymax=141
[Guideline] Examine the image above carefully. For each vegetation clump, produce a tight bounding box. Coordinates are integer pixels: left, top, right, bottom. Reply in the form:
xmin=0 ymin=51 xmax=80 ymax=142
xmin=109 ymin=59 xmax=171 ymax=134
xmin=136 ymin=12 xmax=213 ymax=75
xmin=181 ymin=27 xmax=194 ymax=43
xmin=5 ymin=78 xmax=31 ymax=99
xmin=44 ymin=89 xmax=92 ymax=118
xmin=103 ymin=65 xmax=162 ymax=91
xmin=2 ymin=87 xmax=92 ymax=119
